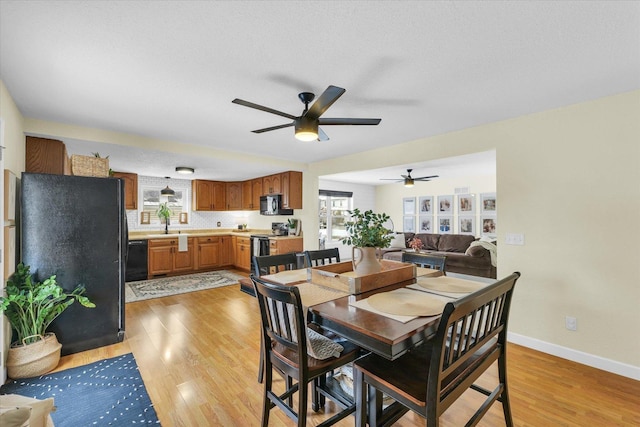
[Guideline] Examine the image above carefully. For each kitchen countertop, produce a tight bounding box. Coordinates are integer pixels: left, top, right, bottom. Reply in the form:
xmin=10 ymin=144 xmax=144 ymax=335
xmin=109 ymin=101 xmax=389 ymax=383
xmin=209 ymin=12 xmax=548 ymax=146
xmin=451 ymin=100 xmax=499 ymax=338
xmin=128 ymin=229 xmax=302 ymax=240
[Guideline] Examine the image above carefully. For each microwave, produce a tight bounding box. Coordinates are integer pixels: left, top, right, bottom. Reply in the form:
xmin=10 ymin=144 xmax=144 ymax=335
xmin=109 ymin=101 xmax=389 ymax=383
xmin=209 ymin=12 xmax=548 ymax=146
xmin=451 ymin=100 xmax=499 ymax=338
xmin=260 ymin=194 xmax=293 ymax=216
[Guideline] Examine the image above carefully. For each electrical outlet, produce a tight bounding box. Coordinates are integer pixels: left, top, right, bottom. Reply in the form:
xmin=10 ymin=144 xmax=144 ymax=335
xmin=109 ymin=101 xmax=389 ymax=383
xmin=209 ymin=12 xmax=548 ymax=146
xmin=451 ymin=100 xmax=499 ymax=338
xmin=565 ymin=316 xmax=577 ymax=331
xmin=505 ymin=233 xmax=525 ymax=245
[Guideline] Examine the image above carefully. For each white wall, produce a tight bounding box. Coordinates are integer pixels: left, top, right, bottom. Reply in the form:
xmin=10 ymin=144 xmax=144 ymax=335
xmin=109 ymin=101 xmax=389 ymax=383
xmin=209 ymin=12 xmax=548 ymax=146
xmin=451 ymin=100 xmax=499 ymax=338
xmin=308 ymin=91 xmax=640 ymax=378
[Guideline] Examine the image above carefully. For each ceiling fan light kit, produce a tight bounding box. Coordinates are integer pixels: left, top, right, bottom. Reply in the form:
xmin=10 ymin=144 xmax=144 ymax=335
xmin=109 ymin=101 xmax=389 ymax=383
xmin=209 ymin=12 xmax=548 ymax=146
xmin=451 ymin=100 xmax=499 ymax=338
xmin=404 ymin=178 xmax=414 ymax=188
xmin=233 ymin=85 xmax=381 ymax=142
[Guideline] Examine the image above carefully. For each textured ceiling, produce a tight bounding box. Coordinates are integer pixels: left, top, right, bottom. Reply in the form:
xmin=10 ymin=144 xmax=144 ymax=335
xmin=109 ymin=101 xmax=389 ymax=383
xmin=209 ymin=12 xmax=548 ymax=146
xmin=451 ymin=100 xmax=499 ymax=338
xmin=1 ymin=1 xmax=638 ymax=183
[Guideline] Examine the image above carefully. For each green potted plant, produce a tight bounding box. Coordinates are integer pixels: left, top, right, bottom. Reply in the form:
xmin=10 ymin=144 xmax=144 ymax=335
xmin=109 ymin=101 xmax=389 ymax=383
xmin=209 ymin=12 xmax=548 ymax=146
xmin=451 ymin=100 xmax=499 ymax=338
xmin=0 ymin=263 xmax=96 ymax=378
xmin=157 ymin=202 xmax=173 ymax=234
xmin=340 ymin=208 xmax=393 ymax=275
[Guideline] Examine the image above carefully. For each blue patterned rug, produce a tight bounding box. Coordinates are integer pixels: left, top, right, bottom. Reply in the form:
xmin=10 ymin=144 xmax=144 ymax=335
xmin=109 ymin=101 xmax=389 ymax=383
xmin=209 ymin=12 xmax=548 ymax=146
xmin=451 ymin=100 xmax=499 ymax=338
xmin=0 ymin=353 xmax=159 ymax=426
xmin=126 ymin=270 xmax=243 ymax=302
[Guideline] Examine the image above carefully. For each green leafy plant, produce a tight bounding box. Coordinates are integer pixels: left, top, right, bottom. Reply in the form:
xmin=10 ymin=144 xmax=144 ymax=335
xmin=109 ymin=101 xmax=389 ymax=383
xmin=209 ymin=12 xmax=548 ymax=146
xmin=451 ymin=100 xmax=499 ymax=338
xmin=0 ymin=263 xmax=96 ymax=345
xmin=340 ymin=208 xmax=393 ymax=248
xmin=156 ymin=202 xmax=172 ymax=223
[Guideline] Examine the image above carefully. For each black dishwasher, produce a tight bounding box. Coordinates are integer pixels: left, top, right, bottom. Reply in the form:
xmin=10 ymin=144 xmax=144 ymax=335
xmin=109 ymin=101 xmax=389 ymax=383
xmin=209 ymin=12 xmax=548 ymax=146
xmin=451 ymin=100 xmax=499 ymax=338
xmin=126 ymin=239 xmax=148 ymax=282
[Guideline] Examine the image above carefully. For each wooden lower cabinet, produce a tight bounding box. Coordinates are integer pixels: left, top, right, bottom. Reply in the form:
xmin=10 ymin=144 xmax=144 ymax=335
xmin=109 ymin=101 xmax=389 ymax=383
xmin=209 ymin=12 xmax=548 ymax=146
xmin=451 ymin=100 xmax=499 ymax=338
xmin=196 ymin=236 xmax=220 ymax=270
xmin=220 ymin=235 xmax=233 ymax=266
xmin=235 ymin=236 xmax=252 ymax=271
xmin=269 ymin=237 xmax=303 ymax=255
xmin=148 ymin=238 xmax=195 ymax=277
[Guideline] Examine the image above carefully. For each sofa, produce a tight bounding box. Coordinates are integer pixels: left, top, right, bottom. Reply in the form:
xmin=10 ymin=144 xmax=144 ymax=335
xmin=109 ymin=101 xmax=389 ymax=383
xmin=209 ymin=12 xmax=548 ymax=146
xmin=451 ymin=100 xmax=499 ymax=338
xmin=378 ymin=232 xmax=497 ymax=278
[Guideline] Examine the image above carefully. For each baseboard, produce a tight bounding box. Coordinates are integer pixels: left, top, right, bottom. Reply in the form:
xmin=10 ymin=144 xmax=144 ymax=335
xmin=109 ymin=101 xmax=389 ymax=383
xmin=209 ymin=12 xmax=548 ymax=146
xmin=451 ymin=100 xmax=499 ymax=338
xmin=507 ymin=332 xmax=640 ymax=381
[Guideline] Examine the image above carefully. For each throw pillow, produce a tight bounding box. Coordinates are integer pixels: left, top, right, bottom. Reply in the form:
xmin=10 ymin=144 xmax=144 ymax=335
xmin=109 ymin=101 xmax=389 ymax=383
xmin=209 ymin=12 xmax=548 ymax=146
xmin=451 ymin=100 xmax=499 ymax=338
xmin=388 ymin=233 xmax=406 ymax=248
xmin=0 ymin=395 xmax=54 ymax=427
xmin=0 ymin=406 xmax=31 ymax=427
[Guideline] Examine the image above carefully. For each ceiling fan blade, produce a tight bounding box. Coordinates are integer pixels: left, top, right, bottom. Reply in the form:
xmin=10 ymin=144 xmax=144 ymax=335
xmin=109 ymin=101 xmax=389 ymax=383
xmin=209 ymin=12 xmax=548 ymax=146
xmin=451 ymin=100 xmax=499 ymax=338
xmin=379 ymin=178 xmax=403 ymax=181
xmin=414 ymin=175 xmax=439 ymax=180
xmin=319 ymin=118 xmax=381 ymax=126
xmin=251 ymin=122 xmax=294 ymax=133
xmin=232 ymin=98 xmax=297 ymax=120
xmin=317 ymin=127 xmax=330 ymax=141
xmin=305 ymin=86 xmax=345 ymax=120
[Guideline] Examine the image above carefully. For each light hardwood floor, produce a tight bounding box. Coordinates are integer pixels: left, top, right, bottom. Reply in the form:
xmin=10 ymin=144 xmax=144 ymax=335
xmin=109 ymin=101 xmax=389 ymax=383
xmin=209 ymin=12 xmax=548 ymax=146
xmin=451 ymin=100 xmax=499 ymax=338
xmin=55 ymin=271 xmax=640 ymax=426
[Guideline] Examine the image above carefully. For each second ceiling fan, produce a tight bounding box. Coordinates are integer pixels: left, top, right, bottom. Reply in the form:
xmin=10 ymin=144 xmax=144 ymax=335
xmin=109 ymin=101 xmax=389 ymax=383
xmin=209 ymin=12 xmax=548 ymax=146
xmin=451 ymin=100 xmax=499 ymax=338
xmin=232 ymin=85 xmax=381 ymax=141
xmin=381 ymin=169 xmax=439 ymax=187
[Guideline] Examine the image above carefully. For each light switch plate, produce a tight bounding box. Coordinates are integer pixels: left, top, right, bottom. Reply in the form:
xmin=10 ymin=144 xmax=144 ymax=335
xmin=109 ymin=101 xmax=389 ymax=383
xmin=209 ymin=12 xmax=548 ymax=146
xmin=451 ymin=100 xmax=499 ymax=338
xmin=505 ymin=233 xmax=525 ymax=245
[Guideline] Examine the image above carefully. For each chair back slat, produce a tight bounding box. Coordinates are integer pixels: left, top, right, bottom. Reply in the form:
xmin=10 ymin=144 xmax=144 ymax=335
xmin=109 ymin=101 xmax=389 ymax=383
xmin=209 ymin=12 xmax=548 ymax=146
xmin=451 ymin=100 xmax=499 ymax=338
xmin=304 ymin=248 xmax=340 ymax=267
xmin=428 ymin=272 xmax=520 ymax=407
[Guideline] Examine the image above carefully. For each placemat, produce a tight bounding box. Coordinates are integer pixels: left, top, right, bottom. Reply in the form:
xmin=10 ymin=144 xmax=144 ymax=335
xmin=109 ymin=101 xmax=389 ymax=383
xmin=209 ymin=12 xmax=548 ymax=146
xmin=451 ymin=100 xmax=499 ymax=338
xmin=366 ymin=288 xmax=449 ymax=316
xmin=296 ymin=282 xmax=350 ymax=309
xmin=348 ymin=298 xmax=418 ymax=323
xmin=416 ymin=275 xmax=488 ymax=293
xmin=416 ymin=267 xmax=444 ymax=277
xmin=407 ymin=283 xmax=462 ymax=299
xmin=262 ymin=269 xmax=308 ymax=285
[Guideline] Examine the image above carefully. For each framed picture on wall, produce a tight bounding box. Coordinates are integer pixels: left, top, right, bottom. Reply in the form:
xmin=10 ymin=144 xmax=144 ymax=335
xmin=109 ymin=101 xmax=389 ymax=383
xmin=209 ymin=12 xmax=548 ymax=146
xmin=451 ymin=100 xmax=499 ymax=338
xmin=458 ymin=194 xmax=475 ymax=215
xmin=438 ymin=216 xmax=453 ymax=234
xmin=437 ymin=195 xmax=453 ymax=214
xmin=459 ymin=216 xmax=475 ymax=235
xmin=403 ymin=216 xmax=416 ymax=233
xmin=481 ymin=192 xmax=497 ymax=214
xmin=418 ymin=215 xmax=433 ymax=233
xmin=481 ymin=216 xmax=497 ymax=238
xmin=418 ymin=196 xmax=433 ymax=214
xmin=403 ymin=197 xmax=416 ymax=215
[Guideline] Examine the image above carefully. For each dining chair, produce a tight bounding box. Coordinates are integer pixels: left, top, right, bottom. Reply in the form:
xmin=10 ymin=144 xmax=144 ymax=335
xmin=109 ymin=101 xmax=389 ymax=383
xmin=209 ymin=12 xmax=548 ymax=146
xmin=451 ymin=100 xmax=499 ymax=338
xmin=402 ymin=252 xmax=447 ymax=274
xmin=251 ymin=274 xmax=360 ymax=427
xmin=253 ymin=252 xmax=300 ymax=277
xmin=353 ymin=272 xmax=521 ymax=427
xmin=304 ymin=248 xmax=341 ymax=267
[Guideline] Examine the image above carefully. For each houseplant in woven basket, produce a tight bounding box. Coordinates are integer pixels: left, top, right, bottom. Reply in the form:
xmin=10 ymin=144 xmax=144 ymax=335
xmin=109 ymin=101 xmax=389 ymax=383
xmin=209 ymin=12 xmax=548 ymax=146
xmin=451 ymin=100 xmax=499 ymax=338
xmin=340 ymin=208 xmax=393 ymax=275
xmin=0 ymin=263 xmax=96 ymax=378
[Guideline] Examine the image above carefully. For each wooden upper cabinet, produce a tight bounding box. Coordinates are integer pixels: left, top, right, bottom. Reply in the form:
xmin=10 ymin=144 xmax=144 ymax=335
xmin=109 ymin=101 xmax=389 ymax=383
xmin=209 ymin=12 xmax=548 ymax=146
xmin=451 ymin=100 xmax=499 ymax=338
xmin=251 ymin=178 xmax=263 ymax=210
xmin=281 ymin=171 xmax=302 ymax=209
xmin=263 ymin=173 xmax=281 ymax=195
xmin=112 ymin=172 xmax=138 ymax=210
xmin=192 ymin=179 xmax=227 ymax=211
xmin=26 ymin=136 xmax=70 ymax=175
xmin=226 ymin=182 xmax=243 ymax=210
xmin=241 ymin=180 xmax=252 ymax=210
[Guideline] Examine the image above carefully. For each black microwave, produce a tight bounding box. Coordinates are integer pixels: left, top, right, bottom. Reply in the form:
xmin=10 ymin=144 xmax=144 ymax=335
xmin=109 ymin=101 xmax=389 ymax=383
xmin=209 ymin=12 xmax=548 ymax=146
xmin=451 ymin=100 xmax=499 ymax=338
xmin=260 ymin=194 xmax=293 ymax=216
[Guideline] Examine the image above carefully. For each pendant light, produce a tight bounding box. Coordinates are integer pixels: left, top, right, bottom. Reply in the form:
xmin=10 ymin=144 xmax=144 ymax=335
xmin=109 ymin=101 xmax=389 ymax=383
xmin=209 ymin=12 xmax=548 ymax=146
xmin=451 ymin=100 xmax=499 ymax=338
xmin=160 ymin=177 xmax=175 ymax=196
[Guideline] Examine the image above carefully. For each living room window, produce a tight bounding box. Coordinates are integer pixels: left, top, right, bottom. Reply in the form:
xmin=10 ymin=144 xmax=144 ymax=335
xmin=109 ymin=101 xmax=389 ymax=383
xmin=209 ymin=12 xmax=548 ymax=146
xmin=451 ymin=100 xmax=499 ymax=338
xmin=319 ymin=190 xmax=353 ymax=244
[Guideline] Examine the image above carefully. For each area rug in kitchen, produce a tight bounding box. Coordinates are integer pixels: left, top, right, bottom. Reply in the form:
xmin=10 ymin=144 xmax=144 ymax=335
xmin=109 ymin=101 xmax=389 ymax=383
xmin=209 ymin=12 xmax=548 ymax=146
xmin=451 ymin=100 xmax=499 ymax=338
xmin=0 ymin=353 xmax=159 ymax=426
xmin=125 ymin=270 xmax=244 ymax=302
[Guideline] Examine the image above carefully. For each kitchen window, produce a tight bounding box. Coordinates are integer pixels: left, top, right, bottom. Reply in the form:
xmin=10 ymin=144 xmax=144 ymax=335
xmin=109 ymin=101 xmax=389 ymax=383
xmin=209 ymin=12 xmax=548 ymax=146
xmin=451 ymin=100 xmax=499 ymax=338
xmin=319 ymin=190 xmax=353 ymax=244
xmin=141 ymin=186 xmax=188 ymax=225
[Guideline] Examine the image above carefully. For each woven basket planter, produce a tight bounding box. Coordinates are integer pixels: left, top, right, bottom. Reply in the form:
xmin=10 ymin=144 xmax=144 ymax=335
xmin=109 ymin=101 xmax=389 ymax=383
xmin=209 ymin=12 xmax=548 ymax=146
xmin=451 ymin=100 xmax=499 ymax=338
xmin=70 ymin=154 xmax=109 ymax=177
xmin=6 ymin=333 xmax=62 ymax=379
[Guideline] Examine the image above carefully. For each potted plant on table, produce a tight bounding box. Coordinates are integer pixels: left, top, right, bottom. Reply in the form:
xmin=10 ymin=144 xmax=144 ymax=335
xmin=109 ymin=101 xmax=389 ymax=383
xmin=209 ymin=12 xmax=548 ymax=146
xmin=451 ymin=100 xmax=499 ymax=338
xmin=340 ymin=208 xmax=393 ymax=275
xmin=0 ymin=263 xmax=96 ymax=378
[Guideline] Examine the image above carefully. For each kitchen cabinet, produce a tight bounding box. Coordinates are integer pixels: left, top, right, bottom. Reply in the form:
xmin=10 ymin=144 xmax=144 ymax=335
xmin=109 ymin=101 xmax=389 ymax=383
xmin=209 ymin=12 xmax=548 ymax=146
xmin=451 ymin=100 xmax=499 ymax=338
xmin=112 ymin=172 xmax=138 ymax=210
xmin=281 ymin=171 xmax=302 ymax=209
xmin=196 ymin=236 xmax=220 ymax=270
xmin=220 ymin=235 xmax=233 ymax=266
xmin=268 ymin=237 xmax=303 ymax=256
xmin=192 ymin=179 xmax=226 ymax=211
xmin=26 ymin=136 xmax=70 ymax=175
xmin=235 ymin=236 xmax=252 ymax=271
xmin=226 ymin=182 xmax=243 ymax=210
xmin=241 ymin=178 xmax=263 ymax=210
xmin=263 ymin=173 xmax=281 ymax=195
xmin=148 ymin=237 xmax=195 ymax=277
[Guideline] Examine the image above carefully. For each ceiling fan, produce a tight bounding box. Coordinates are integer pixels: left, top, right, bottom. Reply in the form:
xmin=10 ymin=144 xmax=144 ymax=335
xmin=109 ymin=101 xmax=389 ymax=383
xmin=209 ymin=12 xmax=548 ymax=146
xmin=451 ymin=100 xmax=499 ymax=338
xmin=232 ymin=85 xmax=381 ymax=142
xmin=380 ymin=169 xmax=439 ymax=187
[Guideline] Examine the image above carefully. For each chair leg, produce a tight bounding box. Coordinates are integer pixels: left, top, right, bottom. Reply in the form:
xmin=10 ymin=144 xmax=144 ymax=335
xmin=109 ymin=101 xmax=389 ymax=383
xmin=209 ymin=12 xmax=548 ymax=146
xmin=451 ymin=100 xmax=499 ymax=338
xmin=498 ymin=352 xmax=514 ymax=427
xmin=354 ymin=367 xmax=367 ymax=427
xmin=261 ymin=363 xmax=272 ymax=427
xmin=298 ymin=377 xmax=308 ymax=427
xmin=287 ymin=376 xmax=294 ymax=407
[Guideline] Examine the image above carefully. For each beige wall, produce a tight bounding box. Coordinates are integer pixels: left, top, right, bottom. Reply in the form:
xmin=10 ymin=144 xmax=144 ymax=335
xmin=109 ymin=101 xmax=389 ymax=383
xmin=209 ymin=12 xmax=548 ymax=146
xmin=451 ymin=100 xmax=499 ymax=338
xmin=0 ymin=79 xmax=25 ymax=174
xmin=309 ymin=91 xmax=640 ymax=370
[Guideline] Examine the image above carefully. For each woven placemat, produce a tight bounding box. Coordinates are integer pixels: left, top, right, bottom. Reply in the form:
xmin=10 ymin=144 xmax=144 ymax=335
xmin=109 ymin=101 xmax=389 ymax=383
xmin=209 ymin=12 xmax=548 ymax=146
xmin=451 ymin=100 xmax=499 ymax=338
xmin=416 ymin=276 xmax=487 ymax=293
xmin=367 ymin=288 xmax=448 ymax=316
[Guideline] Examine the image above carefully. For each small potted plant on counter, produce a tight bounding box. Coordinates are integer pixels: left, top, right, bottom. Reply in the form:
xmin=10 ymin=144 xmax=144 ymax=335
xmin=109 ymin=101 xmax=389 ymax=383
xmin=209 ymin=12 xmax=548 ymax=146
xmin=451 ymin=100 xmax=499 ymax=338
xmin=157 ymin=202 xmax=173 ymax=234
xmin=1 ymin=263 xmax=96 ymax=379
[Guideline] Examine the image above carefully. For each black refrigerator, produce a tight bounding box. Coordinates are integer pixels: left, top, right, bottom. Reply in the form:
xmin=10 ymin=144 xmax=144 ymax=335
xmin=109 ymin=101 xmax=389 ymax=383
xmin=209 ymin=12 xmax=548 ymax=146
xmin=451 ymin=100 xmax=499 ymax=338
xmin=21 ymin=172 xmax=127 ymax=356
